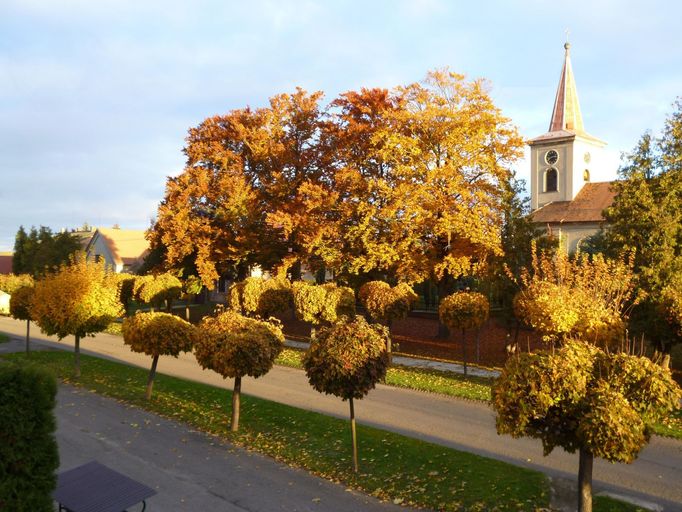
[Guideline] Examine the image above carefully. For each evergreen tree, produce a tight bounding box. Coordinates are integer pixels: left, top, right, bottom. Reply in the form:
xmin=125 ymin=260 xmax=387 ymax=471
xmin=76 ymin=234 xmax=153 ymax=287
xmin=603 ymin=100 xmax=682 ymax=364
xmin=11 ymin=226 xmax=80 ymax=277
xmin=12 ymin=226 xmax=29 ymax=274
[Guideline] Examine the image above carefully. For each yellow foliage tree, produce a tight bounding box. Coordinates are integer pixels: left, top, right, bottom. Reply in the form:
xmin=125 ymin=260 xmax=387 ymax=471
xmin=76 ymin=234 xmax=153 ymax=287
xmin=439 ymin=291 xmax=490 ymax=375
xmin=0 ymin=273 xmax=34 ymax=295
xmin=31 ymin=255 xmax=123 ymax=377
xmin=292 ymin=281 xmax=355 ymax=332
xmin=122 ymin=312 xmax=196 ymax=399
xmin=493 ymin=340 xmax=681 ymax=512
xmin=194 ymin=311 xmax=284 ymax=431
xmin=513 ymin=245 xmax=639 ymax=348
xmin=303 ymin=316 xmax=389 ymax=472
xmin=9 ymin=285 xmax=34 ymax=354
xmin=227 ymin=276 xmax=292 ymax=318
xmin=276 ymin=71 xmax=523 ymax=299
xmin=134 ymin=273 xmax=182 ymax=312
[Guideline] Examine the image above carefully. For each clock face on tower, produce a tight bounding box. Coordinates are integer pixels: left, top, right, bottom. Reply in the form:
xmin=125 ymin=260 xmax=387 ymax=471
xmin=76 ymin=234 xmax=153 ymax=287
xmin=545 ymin=149 xmax=559 ymax=165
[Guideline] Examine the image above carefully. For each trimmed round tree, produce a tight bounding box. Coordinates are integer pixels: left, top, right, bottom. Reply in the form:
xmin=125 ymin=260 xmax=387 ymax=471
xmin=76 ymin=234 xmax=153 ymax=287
xmin=122 ymin=312 xmax=196 ymax=400
xmin=135 ymin=273 xmax=182 ymax=312
xmin=439 ymin=291 xmax=489 ymax=375
xmin=0 ymin=273 xmax=34 ymax=295
xmin=303 ymin=316 xmax=389 ymax=472
xmin=112 ymin=273 xmax=136 ymax=316
xmin=195 ymin=310 xmax=284 ymax=431
xmin=359 ymin=281 xmax=418 ymax=326
xmin=358 ymin=281 xmax=418 ymax=361
xmin=31 ymin=255 xmax=123 ymax=378
xmin=493 ymin=340 xmax=681 ymax=512
xmin=292 ymin=281 xmax=355 ymax=337
xmin=9 ymin=285 xmax=34 ymax=354
xmin=227 ymin=276 xmax=293 ymax=318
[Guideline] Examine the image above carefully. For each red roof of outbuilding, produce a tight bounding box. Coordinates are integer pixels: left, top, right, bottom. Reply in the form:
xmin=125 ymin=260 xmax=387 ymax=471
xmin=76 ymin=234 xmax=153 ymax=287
xmin=0 ymin=253 xmax=13 ymax=275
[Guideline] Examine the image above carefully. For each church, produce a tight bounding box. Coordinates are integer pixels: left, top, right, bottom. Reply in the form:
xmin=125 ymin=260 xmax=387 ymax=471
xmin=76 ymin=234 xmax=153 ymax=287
xmin=529 ymin=42 xmax=616 ymax=253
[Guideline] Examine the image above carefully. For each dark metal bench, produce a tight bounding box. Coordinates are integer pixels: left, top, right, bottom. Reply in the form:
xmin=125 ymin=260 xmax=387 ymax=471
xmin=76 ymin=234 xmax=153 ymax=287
xmin=53 ymin=460 xmax=157 ymax=512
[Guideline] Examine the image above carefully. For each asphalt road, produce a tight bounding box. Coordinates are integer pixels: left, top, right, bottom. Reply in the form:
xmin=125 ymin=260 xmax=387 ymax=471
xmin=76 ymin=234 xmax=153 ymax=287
xmin=1 ymin=317 xmax=681 ymax=511
xmin=55 ymin=385 xmax=407 ymax=511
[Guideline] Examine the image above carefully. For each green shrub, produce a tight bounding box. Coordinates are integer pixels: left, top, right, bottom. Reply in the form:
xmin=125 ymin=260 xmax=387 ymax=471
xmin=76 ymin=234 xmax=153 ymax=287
xmin=0 ymin=365 xmax=59 ymax=512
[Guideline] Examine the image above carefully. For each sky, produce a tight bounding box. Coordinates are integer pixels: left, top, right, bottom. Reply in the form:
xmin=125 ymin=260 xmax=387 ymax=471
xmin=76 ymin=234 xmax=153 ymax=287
xmin=1 ymin=0 xmax=681 ymax=252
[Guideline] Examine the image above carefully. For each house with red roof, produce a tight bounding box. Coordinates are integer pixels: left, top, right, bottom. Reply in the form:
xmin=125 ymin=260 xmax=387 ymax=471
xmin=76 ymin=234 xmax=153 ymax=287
xmin=529 ymin=43 xmax=616 ymax=253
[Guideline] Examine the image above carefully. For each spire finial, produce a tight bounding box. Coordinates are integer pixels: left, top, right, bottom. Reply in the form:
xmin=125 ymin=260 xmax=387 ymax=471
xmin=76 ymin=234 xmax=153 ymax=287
xmin=564 ymin=29 xmax=571 ymax=51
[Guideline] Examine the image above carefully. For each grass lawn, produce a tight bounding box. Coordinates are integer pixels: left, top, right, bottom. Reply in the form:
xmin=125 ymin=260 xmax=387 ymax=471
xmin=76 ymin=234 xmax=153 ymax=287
xmin=2 ymin=350 xmax=658 ymax=512
xmin=276 ymin=347 xmax=682 ymax=439
xmin=5 ymin=350 xmax=547 ymax=511
xmin=594 ymin=496 xmax=649 ymax=511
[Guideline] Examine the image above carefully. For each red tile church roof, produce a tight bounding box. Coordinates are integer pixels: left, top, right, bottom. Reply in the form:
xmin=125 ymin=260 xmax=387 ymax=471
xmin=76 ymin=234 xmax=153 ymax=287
xmin=531 ymin=182 xmax=616 ymax=224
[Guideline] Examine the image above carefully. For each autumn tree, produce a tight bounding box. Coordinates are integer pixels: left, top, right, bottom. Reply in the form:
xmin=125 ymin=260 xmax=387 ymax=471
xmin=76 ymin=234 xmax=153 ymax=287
xmin=493 ymin=340 xmax=681 ymax=512
xmin=601 ymin=100 xmax=682 ymax=365
xmin=484 ymin=174 xmax=556 ymax=347
xmin=358 ymin=281 xmax=417 ymax=327
xmin=303 ymin=316 xmax=389 ymax=472
xmin=194 ymin=310 xmax=284 ymax=431
xmin=292 ymin=281 xmax=355 ymax=335
xmin=227 ymin=276 xmax=292 ymax=318
xmin=148 ymin=89 xmax=325 ymax=286
xmin=277 ymin=72 xmax=523 ymax=309
xmin=0 ymin=273 xmax=34 ymax=295
xmin=9 ymin=285 xmax=34 ymax=354
xmin=111 ymin=273 xmax=136 ymax=316
xmin=134 ymin=273 xmax=182 ymax=312
xmin=439 ymin=291 xmax=489 ymax=374
xmin=512 ymin=245 xmax=639 ymax=348
xmin=358 ymin=281 xmax=417 ymax=360
xmin=31 ymin=255 xmax=123 ymax=377
xmin=122 ymin=312 xmax=196 ymax=399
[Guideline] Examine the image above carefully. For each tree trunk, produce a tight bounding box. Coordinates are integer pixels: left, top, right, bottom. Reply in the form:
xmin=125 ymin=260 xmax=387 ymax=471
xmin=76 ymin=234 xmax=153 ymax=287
xmin=146 ymin=354 xmax=159 ymax=400
xmin=185 ymin=306 xmax=190 ymax=322
xmin=25 ymin=319 xmax=30 ymax=355
xmin=578 ymin=447 xmax=593 ymax=512
xmin=436 ymin=278 xmax=454 ymax=339
xmin=386 ymin=319 xmax=393 ymax=365
xmin=290 ymin=260 xmax=302 ymax=282
xmin=462 ymin=329 xmax=468 ymax=376
xmin=349 ymin=397 xmax=359 ymax=473
xmin=74 ymin=335 xmax=81 ymax=379
xmin=475 ymin=328 xmax=480 ymax=364
xmin=231 ymin=376 xmax=241 ymax=432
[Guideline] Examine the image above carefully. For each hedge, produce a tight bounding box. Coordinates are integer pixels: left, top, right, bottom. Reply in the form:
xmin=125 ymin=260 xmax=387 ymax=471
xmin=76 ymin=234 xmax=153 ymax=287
xmin=0 ymin=365 xmax=59 ymax=511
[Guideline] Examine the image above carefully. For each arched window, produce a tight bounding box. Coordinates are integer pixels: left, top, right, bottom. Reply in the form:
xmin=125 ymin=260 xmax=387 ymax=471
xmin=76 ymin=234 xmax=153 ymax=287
xmin=545 ymin=168 xmax=558 ymax=192
xmin=583 ymin=169 xmax=590 ymax=182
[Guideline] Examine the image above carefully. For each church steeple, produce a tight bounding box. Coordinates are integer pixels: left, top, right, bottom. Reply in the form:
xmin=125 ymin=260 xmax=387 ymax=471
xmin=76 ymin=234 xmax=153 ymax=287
xmin=548 ymin=42 xmax=585 ymax=133
xmin=529 ymin=41 xmax=607 ymax=212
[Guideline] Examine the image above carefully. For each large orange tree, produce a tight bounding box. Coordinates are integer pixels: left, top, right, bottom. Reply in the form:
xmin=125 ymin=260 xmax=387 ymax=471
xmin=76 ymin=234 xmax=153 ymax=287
xmin=149 ymin=89 xmax=325 ymax=285
xmin=149 ymin=73 xmax=522 ymax=295
xmin=278 ymin=72 xmax=523 ymax=297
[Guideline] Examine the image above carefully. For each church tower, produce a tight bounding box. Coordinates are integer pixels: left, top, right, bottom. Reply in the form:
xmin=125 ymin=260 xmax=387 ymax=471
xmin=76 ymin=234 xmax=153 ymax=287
xmin=529 ymin=43 xmax=607 ymax=211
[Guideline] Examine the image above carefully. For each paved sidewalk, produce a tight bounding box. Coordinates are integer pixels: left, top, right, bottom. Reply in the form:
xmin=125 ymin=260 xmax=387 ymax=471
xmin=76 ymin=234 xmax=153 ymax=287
xmin=1 ymin=317 xmax=680 ymax=511
xmin=55 ymin=384 xmax=407 ymax=512
xmin=285 ymin=339 xmax=499 ymax=378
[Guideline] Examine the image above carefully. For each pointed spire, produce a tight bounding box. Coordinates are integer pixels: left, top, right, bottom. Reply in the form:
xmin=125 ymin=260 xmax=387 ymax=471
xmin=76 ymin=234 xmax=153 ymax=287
xmin=549 ymin=42 xmax=585 ymax=133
